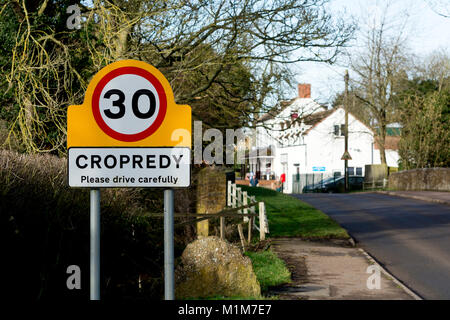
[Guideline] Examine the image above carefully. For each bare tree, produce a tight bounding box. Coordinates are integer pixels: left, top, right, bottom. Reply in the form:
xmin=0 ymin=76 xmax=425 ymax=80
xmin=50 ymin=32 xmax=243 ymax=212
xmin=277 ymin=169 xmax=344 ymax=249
xmin=424 ymin=0 xmax=450 ymax=18
xmin=2 ymin=0 xmax=354 ymax=153
xmin=348 ymin=4 xmax=410 ymax=165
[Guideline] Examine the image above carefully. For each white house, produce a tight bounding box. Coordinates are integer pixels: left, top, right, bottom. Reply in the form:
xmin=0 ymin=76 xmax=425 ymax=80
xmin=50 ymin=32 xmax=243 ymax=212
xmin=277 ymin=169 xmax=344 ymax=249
xmin=247 ymin=84 xmax=399 ymax=193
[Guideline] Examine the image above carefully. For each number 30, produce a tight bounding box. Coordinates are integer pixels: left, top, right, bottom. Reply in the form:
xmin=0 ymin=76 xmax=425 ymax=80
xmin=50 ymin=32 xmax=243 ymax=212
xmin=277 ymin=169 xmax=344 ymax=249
xmin=103 ymin=89 xmax=156 ymax=119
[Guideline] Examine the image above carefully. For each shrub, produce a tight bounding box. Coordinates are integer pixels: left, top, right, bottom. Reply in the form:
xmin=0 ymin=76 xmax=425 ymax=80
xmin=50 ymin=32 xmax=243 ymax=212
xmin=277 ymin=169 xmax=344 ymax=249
xmin=0 ymin=149 xmax=192 ymax=301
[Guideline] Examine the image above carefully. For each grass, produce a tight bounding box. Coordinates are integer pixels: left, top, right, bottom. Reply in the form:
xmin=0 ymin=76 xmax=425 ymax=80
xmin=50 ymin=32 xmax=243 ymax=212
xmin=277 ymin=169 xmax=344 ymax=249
xmin=241 ymin=185 xmax=349 ymax=239
xmin=245 ymin=250 xmax=291 ymax=292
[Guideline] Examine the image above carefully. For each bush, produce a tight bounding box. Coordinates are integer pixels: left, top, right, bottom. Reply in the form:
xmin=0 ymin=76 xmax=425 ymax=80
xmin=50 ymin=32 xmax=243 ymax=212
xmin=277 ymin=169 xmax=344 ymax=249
xmin=0 ymin=149 xmax=193 ymax=301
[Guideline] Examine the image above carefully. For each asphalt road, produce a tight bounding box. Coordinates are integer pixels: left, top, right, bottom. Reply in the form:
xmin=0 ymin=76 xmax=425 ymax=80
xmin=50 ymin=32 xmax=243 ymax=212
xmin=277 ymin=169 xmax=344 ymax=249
xmin=293 ymin=192 xmax=450 ymax=300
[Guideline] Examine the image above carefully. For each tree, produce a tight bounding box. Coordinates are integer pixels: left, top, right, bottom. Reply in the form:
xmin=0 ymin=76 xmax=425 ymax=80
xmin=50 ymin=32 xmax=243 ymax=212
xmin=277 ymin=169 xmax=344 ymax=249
xmin=397 ymin=88 xmax=450 ymax=169
xmin=424 ymin=0 xmax=450 ymax=18
xmin=1 ymin=0 xmax=354 ymax=153
xmin=332 ymin=89 xmax=371 ymax=126
xmin=396 ymin=52 xmax=450 ymax=169
xmin=348 ymin=5 xmax=410 ymax=165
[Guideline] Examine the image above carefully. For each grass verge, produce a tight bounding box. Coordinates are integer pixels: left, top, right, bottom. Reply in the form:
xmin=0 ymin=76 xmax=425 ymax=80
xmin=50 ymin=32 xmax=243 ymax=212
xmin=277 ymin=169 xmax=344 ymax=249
xmin=245 ymin=250 xmax=291 ymax=292
xmin=241 ymin=185 xmax=349 ymax=239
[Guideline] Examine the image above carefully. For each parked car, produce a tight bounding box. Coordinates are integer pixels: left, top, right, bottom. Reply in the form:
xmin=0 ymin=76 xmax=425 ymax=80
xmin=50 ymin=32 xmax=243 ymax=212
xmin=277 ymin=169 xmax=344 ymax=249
xmin=303 ymin=176 xmax=364 ymax=193
xmin=302 ymin=177 xmax=336 ymax=193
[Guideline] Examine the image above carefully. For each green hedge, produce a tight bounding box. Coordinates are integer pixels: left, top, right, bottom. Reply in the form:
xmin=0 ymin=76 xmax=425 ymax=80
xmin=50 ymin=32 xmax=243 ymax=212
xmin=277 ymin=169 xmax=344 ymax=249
xmin=0 ymin=149 xmax=192 ymax=301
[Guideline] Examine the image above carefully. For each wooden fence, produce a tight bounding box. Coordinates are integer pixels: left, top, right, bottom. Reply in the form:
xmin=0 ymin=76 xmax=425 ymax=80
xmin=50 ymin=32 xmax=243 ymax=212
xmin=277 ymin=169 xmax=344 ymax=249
xmin=143 ymin=181 xmax=269 ymax=250
xmin=226 ymin=181 xmax=269 ymax=247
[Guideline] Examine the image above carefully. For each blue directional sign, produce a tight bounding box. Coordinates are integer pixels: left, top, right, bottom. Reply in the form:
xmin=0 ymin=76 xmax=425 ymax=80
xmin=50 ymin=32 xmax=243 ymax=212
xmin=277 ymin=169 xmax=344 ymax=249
xmin=312 ymin=166 xmax=326 ymax=172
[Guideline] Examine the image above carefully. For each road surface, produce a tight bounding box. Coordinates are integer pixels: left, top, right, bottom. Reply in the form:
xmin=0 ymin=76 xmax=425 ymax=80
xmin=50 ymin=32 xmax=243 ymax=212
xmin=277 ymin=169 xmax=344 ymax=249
xmin=293 ymin=192 xmax=450 ymax=300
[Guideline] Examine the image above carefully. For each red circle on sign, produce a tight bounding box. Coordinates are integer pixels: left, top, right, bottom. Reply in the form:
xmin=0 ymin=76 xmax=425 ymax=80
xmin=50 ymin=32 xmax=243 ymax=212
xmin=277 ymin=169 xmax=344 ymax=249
xmin=92 ymin=66 xmax=167 ymax=142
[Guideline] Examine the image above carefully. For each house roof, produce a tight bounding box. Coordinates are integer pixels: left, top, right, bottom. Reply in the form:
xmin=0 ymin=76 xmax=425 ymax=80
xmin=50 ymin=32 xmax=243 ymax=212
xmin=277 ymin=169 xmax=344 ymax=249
xmin=374 ymin=136 xmax=400 ymax=150
xmin=302 ymin=106 xmax=375 ymax=136
xmin=302 ymin=109 xmax=336 ymax=128
xmin=257 ymin=97 xmax=326 ymax=123
xmin=302 ymin=108 xmax=338 ymax=135
xmin=257 ymin=98 xmax=296 ymax=122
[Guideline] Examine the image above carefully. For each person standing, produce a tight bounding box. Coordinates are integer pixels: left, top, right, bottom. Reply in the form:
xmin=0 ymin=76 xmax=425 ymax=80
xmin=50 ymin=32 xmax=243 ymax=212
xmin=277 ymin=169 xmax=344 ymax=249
xmin=275 ymin=180 xmax=282 ymax=192
xmin=280 ymin=173 xmax=286 ymax=192
xmin=250 ymin=175 xmax=259 ymax=187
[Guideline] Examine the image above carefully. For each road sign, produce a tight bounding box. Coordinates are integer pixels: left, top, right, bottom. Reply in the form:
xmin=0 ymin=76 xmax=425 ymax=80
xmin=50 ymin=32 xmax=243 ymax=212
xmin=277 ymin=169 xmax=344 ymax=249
xmin=312 ymin=166 xmax=326 ymax=172
xmin=68 ymin=59 xmax=191 ymax=148
xmin=67 ymin=60 xmax=191 ymax=301
xmin=67 ymin=59 xmax=192 ymax=187
xmin=341 ymin=150 xmax=352 ymax=160
xmin=68 ymin=147 xmax=190 ymax=187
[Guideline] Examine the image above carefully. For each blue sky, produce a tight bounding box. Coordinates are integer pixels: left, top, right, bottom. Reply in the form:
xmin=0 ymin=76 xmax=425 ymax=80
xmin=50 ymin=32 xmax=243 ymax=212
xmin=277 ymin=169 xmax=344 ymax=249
xmin=290 ymin=0 xmax=450 ymax=105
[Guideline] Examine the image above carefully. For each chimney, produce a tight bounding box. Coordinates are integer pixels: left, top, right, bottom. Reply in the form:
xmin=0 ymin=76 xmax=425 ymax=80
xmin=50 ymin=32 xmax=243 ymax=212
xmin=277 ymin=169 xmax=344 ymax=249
xmin=298 ymin=84 xmax=311 ymax=98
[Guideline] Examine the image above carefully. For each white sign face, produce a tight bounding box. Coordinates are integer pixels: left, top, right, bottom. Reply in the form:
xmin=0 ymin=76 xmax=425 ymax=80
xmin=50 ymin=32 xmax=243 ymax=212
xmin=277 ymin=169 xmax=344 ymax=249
xmin=99 ymin=74 xmax=161 ymax=135
xmin=68 ymin=147 xmax=190 ymax=187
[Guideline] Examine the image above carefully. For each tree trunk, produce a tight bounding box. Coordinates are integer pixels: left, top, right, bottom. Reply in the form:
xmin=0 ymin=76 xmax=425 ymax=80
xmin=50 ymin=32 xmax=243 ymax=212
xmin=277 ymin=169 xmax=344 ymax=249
xmin=378 ymin=124 xmax=387 ymax=165
xmin=114 ymin=26 xmax=130 ymax=60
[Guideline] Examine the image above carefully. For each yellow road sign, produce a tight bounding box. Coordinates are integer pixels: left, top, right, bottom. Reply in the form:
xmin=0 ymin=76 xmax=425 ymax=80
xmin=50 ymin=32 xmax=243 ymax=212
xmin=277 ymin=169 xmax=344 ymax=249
xmin=67 ymin=60 xmax=191 ymax=148
xmin=67 ymin=60 xmax=191 ymax=188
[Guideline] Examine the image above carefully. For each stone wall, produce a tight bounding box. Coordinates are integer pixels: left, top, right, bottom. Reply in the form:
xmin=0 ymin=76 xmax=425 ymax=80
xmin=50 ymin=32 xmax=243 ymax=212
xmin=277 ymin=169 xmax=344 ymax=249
xmin=196 ymin=167 xmax=227 ymax=237
xmin=388 ymin=168 xmax=450 ymax=191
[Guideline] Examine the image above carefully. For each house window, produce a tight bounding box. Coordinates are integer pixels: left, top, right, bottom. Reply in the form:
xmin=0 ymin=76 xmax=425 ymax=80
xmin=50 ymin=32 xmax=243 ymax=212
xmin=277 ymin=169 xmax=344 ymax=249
xmin=347 ymin=167 xmax=354 ymax=175
xmin=334 ymin=125 xmax=339 ymax=136
xmin=340 ymin=124 xmax=345 ymax=136
xmin=334 ymin=124 xmax=346 ymax=136
xmin=356 ymin=167 xmax=363 ymax=176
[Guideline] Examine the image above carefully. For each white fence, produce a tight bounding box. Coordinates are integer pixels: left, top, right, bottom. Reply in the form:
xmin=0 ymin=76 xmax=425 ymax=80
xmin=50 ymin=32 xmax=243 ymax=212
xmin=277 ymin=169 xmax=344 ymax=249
xmin=227 ymin=181 xmax=269 ymax=244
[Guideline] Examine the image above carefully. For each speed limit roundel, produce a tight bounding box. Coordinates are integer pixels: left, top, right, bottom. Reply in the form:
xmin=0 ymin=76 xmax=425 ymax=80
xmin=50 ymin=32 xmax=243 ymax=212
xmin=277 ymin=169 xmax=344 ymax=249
xmin=91 ymin=66 xmax=167 ymax=142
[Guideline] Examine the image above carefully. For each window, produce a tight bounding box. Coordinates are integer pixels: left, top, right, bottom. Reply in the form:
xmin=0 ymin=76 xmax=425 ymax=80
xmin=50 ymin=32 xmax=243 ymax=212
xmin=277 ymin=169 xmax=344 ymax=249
xmin=333 ymin=171 xmax=341 ymax=178
xmin=347 ymin=167 xmax=354 ymax=175
xmin=356 ymin=167 xmax=363 ymax=176
xmin=334 ymin=124 xmax=346 ymax=136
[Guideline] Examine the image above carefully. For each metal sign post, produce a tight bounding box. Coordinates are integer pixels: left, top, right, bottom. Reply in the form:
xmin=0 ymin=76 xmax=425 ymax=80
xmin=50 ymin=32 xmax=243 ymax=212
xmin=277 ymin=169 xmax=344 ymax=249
xmin=164 ymin=189 xmax=175 ymax=300
xmin=90 ymin=188 xmax=101 ymax=300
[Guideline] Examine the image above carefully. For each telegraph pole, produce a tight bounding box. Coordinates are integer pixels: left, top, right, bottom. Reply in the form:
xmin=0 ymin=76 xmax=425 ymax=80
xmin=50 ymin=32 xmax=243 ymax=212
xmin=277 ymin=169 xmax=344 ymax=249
xmin=344 ymin=70 xmax=349 ymax=192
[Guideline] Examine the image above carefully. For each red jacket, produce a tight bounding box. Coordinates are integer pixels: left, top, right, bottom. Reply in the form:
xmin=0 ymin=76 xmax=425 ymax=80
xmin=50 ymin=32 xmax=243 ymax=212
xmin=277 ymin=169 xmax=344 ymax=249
xmin=280 ymin=173 xmax=286 ymax=183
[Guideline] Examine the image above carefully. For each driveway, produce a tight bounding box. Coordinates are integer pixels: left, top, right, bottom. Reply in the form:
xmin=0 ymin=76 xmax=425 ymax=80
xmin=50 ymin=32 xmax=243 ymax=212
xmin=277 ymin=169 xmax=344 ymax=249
xmin=292 ymin=192 xmax=450 ymax=300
